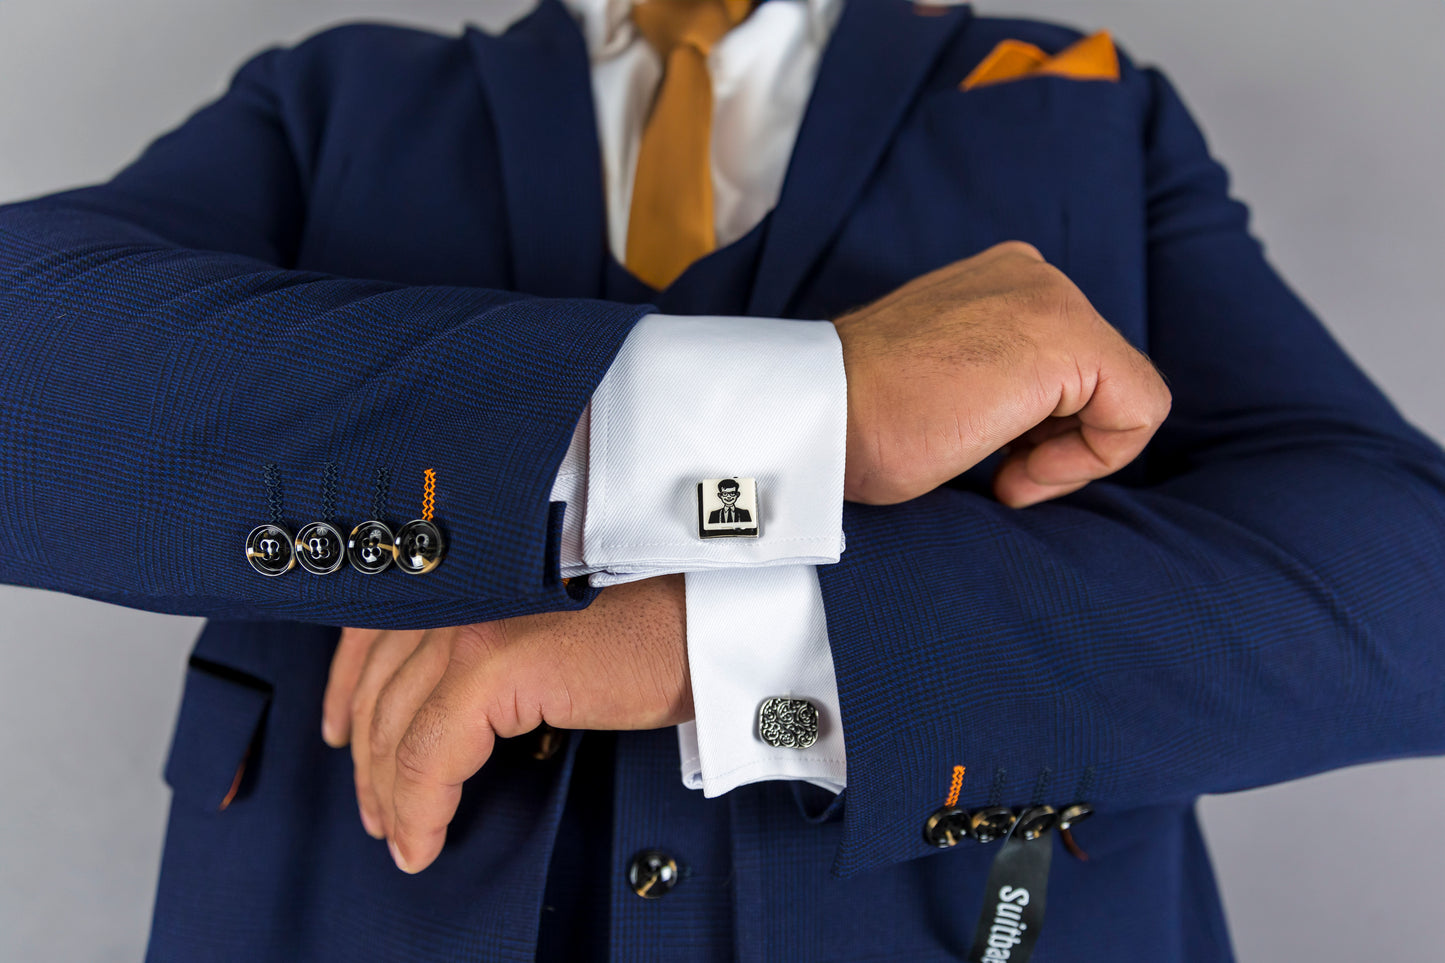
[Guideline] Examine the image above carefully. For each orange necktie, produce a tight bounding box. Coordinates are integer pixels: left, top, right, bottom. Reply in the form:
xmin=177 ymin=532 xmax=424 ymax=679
xmin=625 ymin=0 xmax=753 ymax=290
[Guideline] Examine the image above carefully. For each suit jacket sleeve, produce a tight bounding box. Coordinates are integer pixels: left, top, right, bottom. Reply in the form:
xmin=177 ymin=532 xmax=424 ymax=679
xmin=0 ymin=44 xmax=650 ymax=628
xmin=820 ymin=56 xmax=1445 ymax=877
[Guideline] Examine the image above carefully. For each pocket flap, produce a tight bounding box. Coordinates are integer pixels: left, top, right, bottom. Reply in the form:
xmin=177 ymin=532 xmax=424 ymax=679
xmin=163 ymin=655 xmax=273 ymax=811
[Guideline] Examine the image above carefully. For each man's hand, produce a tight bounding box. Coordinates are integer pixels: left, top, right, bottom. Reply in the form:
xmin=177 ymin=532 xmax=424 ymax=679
xmin=834 ymin=240 xmax=1171 ymax=507
xmin=316 ymin=243 xmax=1164 ymax=873
xmin=319 ymin=574 xmax=690 ymax=874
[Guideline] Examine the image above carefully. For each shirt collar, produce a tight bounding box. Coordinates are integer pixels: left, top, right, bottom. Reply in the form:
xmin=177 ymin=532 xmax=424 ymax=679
xmin=560 ymin=0 xmax=844 ymax=59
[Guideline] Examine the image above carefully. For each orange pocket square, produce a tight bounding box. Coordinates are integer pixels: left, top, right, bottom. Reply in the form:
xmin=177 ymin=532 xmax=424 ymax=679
xmin=961 ymin=30 xmax=1119 ymax=91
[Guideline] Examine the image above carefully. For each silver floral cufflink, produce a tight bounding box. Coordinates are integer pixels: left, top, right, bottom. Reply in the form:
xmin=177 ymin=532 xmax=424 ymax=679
xmin=757 ymin=696 xmax=820 ymax=749
xmin=697 ymin=477 xmax=760 ymax=539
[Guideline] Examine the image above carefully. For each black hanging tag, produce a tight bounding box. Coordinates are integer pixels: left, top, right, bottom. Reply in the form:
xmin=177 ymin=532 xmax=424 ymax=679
xmin=965 ymin=818 xmax=1053 ymax=963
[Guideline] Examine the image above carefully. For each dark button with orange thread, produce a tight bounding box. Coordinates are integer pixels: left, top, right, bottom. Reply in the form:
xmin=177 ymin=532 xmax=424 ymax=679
xmin=923 ymin=806 xmax=972 ymax=848
xmin=395 ymin=519 xmax=445 ymax=575
xmin=627 ymin=850 xmax=680 ymax=899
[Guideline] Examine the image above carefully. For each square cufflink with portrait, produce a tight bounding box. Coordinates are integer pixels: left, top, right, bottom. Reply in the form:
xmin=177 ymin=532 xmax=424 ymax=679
xmin=697 ymin=477 xmax=760 ymax=538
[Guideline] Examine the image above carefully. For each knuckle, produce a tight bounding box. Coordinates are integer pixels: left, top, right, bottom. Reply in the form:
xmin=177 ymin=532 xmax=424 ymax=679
xmin=348 ymin=687 xmax=371 ymax=720
xmin=393 ymin=740 xmax=431 ymax=785
xmin=451 ymin=625 xmax=496 ymax=667
xmin=368 ymin=706 xmax=394 ymax=758
xmin=1132 ymin=361 xmax=1173 ymax=430
xmin=993 ymin=239 xmax=1045 ymax=263
xmin=395 ymin=707 xmax=448 ymax=784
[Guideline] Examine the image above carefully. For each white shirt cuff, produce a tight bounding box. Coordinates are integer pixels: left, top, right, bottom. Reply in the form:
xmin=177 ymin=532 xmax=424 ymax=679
xmin=575 ymin=313 xmax=845 ymax=585
xmin=547 ymin=313 xmax=848 ymax=796
xmin=679 ymin=565 xmax=846 ymax=796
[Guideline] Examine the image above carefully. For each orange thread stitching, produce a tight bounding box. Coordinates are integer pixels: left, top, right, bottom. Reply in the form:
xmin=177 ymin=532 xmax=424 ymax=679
xmin=421 ymin=468 xmax=436 ymax=522
xmin=219 ymin=747 xmax=250 ymax=812
xmin=945 ymin=765 xmax=966 ymax=808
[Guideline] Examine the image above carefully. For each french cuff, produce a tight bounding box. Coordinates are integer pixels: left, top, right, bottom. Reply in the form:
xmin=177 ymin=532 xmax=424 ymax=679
xmin=678 ymin=566 xmax=847 ymax=797
xmin=578 ymin=314 xmax=846 ymax=586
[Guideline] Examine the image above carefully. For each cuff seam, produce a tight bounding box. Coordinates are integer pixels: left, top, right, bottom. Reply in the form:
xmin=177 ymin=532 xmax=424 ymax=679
xmin=698 ymin=755 xmax=848 ymax=782
xmin=592 ymin=535 xmax=842 ymax=551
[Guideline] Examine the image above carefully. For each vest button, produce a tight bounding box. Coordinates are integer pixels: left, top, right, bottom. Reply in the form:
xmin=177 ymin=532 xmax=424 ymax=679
xmin=627 ymin=850 xmax=680 ymax=899
xmin=529 ymin=723 xmax=568 ymax=761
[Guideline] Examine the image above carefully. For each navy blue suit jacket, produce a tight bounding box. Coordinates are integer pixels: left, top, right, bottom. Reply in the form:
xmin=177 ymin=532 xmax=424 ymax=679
xmin=3 ymin=1 xmax=1444 ymax=960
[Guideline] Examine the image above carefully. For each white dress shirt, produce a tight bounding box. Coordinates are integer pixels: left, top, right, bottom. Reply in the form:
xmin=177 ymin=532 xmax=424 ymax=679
xmin=545 ymin=0 xmax=852 ymax=795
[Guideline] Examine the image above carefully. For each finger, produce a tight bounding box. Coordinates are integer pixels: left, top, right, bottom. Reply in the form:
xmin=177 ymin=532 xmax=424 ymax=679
xmin=369 ymin=630 xmax=452 ymax=841
xmin=348 ymin=629 xmax=426 ymax=839
xmin=996 ymin=343 xmax=1170 ymax=508
xmin=1048 ymin=339 xmax=1170 ymax=471
xmin=322 ymin=627 xmax=380 ymax=748
xmin=1071 ymin=353 xmax=1171 ymax=472
xmin=1018 ymin=414 xmax=1083 ymax=448
xmin=995 ymin=411 xmax=1153 ymax=505
xmin=992 ymin=443 xmax=1093 ymax=508
xmin=389 ymin=652 xmax=504 ymax=874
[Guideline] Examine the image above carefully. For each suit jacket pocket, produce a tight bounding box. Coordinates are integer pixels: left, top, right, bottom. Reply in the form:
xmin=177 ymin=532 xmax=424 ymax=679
xmin=911 ymin=75 xmax=1149 ymax=345
xmin=162 ymin=655 xmax=273 ymax=812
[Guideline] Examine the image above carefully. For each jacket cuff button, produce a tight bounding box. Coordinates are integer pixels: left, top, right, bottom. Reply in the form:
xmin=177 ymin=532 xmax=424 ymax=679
xmin=394 ymin=519 xmax=445 ymax=574
xmin=347 ymin=520 xmax=396 ymax=574
xmin=295 ymin=521 xmax=347 ymax=574
xmin=923 ymin=806 xmax=971 ymax=848
xmin=968 ymin=805 xmax=1017 ymax=844
xmin=1015 ymin=804 xmax=1059 ymax=841
xmin=245 ymin=523 xmax=296 ymax=576
xmin=1057 ymin=801 xmax=1095 ymax=832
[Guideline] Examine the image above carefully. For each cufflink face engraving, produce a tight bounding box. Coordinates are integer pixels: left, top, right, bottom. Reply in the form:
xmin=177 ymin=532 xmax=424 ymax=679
xmin=697 ymin=477 xmax=759 ymax=539
xmin=757 ymin=696 xmax=820 ymax=749
xmin=295 ymin=521 xmax=347 ymax=575
xmin=395 ymin=519 xmax=445 ymax=575
xmin=347 ymin=520 xmax=396 ymax=575
xmin=245 ymin=523 xmax=296 ymax=576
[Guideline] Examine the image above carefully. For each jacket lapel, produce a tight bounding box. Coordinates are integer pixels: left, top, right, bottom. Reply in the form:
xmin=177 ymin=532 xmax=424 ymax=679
xmin=746 ymin=0 xmax=975 ymax=317
xmin=465 ymin=0 xmax=608 ymax=298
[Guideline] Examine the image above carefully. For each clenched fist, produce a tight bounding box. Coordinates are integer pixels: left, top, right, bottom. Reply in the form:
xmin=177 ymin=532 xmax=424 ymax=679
xmin=321 ymin=574 xmax=689 ymax=875
xmin=835 ymin=240 xmax=1171 ymax=506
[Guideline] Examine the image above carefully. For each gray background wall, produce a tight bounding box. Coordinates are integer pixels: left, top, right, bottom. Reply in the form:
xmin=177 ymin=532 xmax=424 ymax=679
xmin=1 ymin=1 xmax=1441 ymax=959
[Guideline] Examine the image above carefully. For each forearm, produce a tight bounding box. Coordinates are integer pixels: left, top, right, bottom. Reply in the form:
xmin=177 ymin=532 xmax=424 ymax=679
xmin=819 ymin=58 xmax=1445 ymax=878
